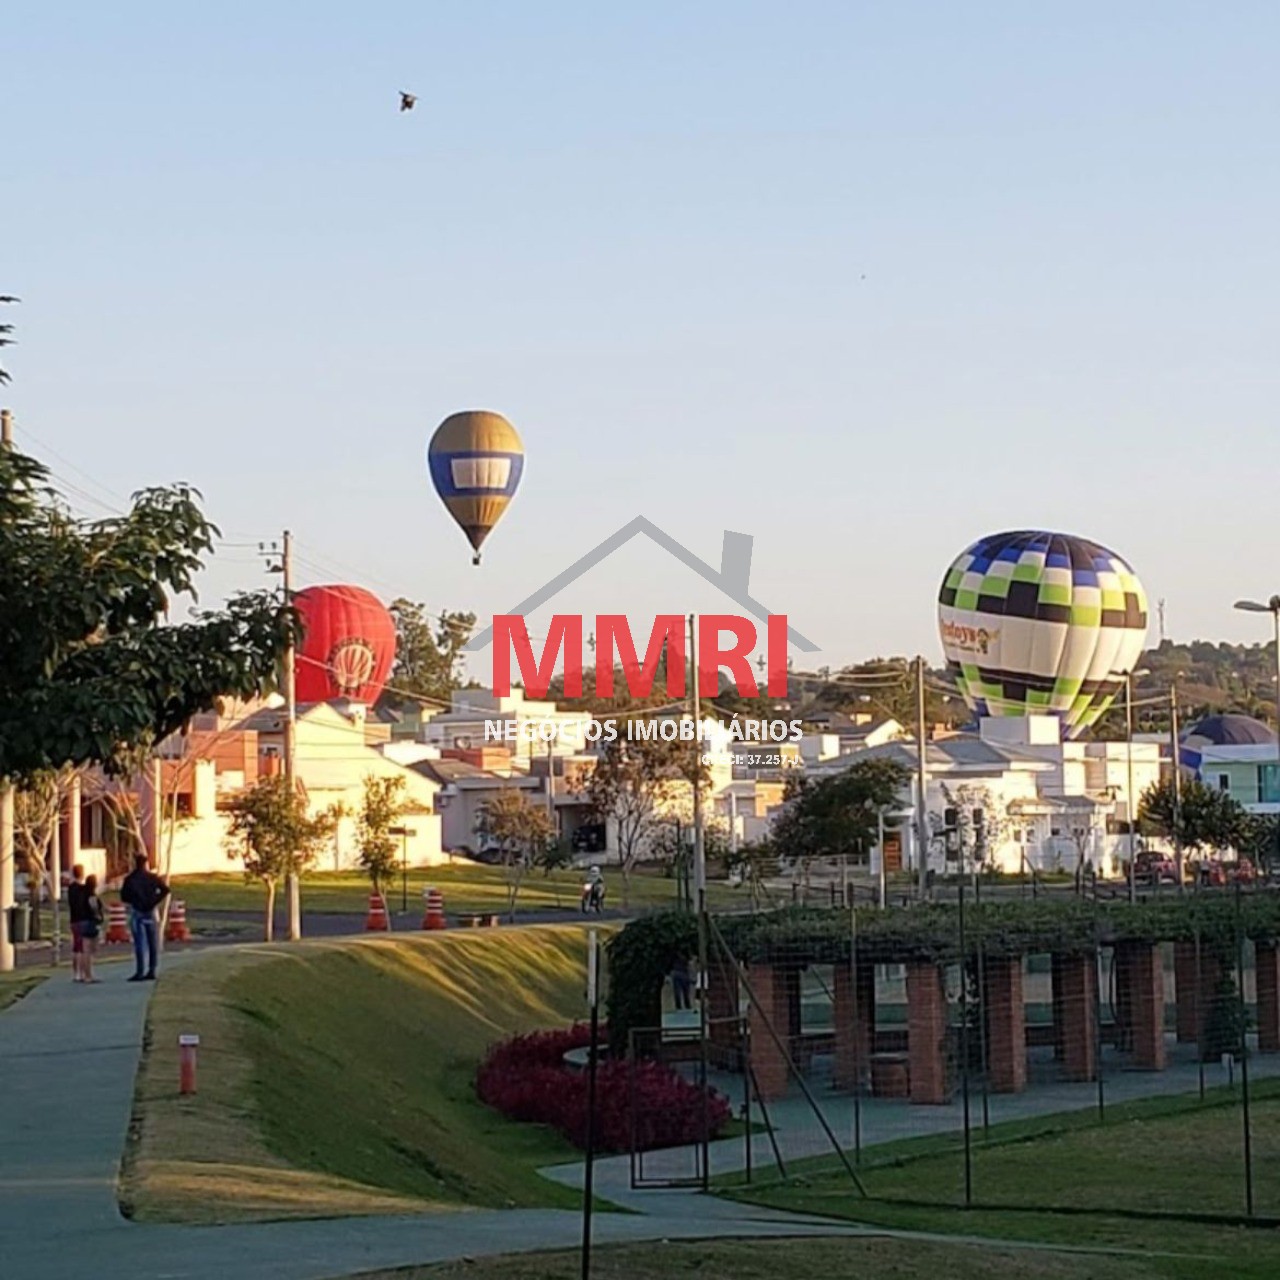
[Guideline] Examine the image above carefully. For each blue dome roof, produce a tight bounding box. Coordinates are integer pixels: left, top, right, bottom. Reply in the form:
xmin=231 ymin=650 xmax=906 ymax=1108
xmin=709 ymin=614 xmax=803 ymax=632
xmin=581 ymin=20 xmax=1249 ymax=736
xmin=1183 ymin=714 xmax=1276 ymax=746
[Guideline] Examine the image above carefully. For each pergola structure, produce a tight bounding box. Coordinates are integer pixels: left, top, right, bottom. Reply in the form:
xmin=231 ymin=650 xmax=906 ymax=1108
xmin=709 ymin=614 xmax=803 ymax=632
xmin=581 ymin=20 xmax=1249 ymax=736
xmin=609 ymin=896 xmax=1280 ymax=1105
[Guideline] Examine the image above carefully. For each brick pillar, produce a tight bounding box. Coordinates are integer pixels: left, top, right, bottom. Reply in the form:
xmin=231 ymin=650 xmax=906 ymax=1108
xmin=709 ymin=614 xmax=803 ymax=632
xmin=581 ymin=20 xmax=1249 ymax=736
xmin=834 ymin=960 xmax=875 ymax=1090
xmin=1055 ymin=952 xmax=1097 ymax=1082
xmin=1117 ymin=941 xmax=1165 ymax=1070
xmin=1257 ymin=942 xmax=1280 ymax=1054
xmin=706 ymin=958 xmax=740 ymax=1066
xmin=907 ymin=961 xmax=949 ymax=1105
xmin=747 ymin=962 xmax=792 ymax=1101
xmin=985 ymin=955 xmax=1026 ymax=1093
xmin=1174 ymin=940 xmax=1199 ymax=1043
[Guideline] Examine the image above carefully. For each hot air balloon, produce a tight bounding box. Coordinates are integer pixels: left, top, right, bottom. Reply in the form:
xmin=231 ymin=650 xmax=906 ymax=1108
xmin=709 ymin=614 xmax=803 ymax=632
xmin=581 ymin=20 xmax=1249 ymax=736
xmin=937 ymin=530 xmax=1148 ymax=739
xmin=293 ymin=585 xmax=397 ymax=705
xmin=427 ymin=410 xmax=524 ymax=564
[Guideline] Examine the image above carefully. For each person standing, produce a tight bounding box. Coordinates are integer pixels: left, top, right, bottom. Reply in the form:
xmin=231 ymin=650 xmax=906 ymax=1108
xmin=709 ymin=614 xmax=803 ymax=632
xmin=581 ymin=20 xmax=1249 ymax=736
xmin=671 ymin=954 xmax=693 ymax=1011
xmin=120 ymin=854 xmax=169 ymax=981
xmin=66 ymin=864 xmax=91 ymax=983
xmin=81 ymin=875 xmax=104 ymax=983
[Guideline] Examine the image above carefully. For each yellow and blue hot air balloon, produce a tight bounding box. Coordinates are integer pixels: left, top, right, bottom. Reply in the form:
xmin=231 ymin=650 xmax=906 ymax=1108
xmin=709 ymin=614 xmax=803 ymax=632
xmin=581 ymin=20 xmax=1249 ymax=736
xmin=427 ymin=410 xmax=525 ymax=564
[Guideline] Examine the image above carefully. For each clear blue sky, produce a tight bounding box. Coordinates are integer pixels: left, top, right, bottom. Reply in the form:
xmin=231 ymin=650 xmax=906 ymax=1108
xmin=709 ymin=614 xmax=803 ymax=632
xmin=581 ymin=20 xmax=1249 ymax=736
xmin=5 ymin=2 xmax=1279 ymax=672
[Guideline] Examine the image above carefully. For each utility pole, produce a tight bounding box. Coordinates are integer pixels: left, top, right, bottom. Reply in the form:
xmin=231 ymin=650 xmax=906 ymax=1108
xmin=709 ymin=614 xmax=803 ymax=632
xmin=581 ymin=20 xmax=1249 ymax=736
xmin=282 ymin=531 xmax=301 ymax=941
xmin=688 ymin=612 xmax=710 ymax=1192
xmin=915 ymin=655 xmax=930 ymax=901
xmin=1126 ymin=673 xmax=1137 ymax=905
xmin=1170 ymin=684 xmax=1183 ymax=893
xmin=1 ymin=409 xmax=13 ymax=972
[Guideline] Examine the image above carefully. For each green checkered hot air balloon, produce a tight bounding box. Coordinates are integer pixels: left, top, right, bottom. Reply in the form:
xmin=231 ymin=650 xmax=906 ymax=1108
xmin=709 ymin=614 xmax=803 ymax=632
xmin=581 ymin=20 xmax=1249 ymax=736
xmin=937 ymin=530 xmax=1148 ymax=739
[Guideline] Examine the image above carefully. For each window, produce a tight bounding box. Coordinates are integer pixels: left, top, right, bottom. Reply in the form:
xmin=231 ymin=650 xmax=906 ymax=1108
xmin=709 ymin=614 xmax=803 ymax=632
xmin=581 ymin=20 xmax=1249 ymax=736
xmin=1259 ymin=765 xmax=1280 ymax=804
xmin=1218 ymin=774 xmax=1231 ymax=793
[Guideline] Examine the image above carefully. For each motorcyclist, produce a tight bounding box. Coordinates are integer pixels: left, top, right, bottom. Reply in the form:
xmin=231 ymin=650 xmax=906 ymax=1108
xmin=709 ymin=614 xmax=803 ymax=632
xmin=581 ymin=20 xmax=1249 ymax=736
xmin=581 ymin=865 xmax=605 ymax=913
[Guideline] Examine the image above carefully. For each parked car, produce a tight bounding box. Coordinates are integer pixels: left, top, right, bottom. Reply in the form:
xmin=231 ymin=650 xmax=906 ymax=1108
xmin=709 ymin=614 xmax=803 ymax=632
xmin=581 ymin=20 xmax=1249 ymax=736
xmin=1134 ymin=852 xmax=1178 ymax=886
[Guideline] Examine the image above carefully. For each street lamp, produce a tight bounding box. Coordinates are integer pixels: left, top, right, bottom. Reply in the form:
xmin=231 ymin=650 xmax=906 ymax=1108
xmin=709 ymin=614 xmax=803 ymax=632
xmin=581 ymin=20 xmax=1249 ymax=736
xmin=1235 ymin=594 xmax=1280 ymax=753
xmin=1124 ymin=667 xmax=1150 ymax=905
xmin=389 ymin=825 xmax=417 ymax=913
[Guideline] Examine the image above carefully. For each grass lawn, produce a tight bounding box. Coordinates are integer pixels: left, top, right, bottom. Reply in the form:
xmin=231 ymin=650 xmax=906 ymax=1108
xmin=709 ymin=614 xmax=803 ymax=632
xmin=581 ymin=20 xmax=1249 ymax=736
xmin=348 ymin=1237 xmax=1170 ymax=1279
xmin=171 ymin=863 xmax=743 ymax=919
xmin=719 ymin=1084 xmax=1280 ymax=1279
xmin=0 ymin=971 xmax=45 ymax=1010
xmin=123 ymin=925 xmax=613 ymax=1223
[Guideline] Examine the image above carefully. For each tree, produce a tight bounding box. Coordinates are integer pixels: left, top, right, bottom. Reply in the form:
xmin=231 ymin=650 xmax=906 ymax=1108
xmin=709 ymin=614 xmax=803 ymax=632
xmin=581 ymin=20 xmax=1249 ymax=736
xmin=1241 ymin=812 xmax=1280 ymax=874
xmin=225 ymin=776 xmax=336 ymax=940
xmin=475 ymin=787 xmax=554 ymax=918
xmin=0 ymin=446 xmax=295 ymax=778
xmin=771 ymin=758 xmax=912 ymax=869
xmin=581 ymin=735 xmax=704 ymax=904
xmin=356 ymin=775 xmax=407 ymax=894
xmin=386 ymin=600 xmax=475 ymax=703
xmin=13 ymin=769 xmax=76 ymax=937
xmin=1139 ymin=777 xmax=1249 ymax=859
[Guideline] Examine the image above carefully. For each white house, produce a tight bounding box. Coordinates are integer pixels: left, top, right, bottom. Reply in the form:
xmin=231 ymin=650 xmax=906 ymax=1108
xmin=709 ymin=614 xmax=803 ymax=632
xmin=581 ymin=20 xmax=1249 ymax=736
xmin=132 ymin=702 xmax=445 ymax=876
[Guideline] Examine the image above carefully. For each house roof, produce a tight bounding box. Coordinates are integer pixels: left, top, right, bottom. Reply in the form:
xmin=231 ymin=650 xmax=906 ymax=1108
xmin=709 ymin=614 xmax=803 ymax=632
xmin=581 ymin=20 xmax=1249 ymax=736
xmin=409 ymin=759 xmax=492 ymax=786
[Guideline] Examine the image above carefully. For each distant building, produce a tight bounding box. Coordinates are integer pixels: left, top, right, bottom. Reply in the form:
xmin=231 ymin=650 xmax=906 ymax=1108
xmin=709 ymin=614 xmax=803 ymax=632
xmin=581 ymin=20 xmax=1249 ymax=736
xmin=1182 ymin=714 xmax=1280 ymax=813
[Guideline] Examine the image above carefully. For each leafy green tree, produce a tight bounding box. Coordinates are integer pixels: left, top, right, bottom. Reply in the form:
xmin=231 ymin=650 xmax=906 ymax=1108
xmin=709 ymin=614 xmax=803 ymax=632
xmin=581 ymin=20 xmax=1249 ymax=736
xmin=1139 ymin=777 xmax=1249 ymax=858
xmin=475 ymin=787 xmax=555 ymax=919
xmin=771 ymin=757 xmax=912 ymax=866
xmin=386 ymin=600 xmax=475 ymax=704
xmin=356 ymin=775 xmax=407 ymax=894
xmin=225 ymin=776 xmax=337 ymax=940
xmin=0 ymin=446 xmax=294 ymax=777
xmin=1241 ymin=812 xmax=1280 ymax=873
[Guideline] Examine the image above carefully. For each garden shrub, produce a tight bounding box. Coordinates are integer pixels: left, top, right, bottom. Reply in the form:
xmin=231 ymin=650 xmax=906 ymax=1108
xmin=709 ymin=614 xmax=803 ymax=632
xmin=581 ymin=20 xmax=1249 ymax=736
xmin=475 ymin=1024 xmax=732 ymax=1153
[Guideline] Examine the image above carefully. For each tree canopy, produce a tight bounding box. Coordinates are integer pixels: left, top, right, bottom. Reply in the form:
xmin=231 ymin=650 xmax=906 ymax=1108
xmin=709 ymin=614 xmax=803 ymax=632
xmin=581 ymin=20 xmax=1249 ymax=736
xmin=0 ymin=447 xmax=294 ymax=777
xmin=771 ymin=757 xmax=913 ymax=863
xmin=1139 ymin=776 xmax=1249 ymax=855
xmin=385 ymin=599 xmax=476 ymax=705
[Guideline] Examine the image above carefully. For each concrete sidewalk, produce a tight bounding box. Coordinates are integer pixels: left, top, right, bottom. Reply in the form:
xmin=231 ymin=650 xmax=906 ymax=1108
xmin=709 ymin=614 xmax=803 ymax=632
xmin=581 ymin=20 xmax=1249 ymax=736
xmin=0 ymin=962 xmax=860 ymax=1280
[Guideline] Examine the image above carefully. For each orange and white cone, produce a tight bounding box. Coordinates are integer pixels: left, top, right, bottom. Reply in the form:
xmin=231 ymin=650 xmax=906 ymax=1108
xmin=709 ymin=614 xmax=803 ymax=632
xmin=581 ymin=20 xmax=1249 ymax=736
xmin=365 ymin=893 xmax=389 ymax=931
xmin=422 ymin=887 xmax=446 ymax=931
xmin=105 ymin=900 xmax=130 ymax=944
xmin=164 ymin=899 xmax=190 ymax=943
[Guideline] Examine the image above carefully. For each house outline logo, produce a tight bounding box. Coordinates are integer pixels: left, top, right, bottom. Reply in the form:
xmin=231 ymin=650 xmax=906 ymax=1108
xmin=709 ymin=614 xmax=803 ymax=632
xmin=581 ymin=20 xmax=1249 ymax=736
xmin=464 ymin=515 xmax=820 ymax=654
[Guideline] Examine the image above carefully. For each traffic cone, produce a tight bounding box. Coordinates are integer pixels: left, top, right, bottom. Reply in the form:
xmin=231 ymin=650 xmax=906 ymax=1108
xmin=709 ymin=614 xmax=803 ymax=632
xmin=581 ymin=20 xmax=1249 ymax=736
xmin=422 ymin=887 xmax=446 ymax=931
xmin=105 ymin=900 xmax=130 ymax=944
xmin=165 ymin=899 xmax=190 ymax=943
xmin=365 ymin=892 xmax=389 ymax=931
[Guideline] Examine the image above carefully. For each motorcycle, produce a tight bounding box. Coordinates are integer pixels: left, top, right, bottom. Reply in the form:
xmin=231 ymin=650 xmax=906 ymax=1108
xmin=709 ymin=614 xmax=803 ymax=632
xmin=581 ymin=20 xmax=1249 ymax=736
xmin=580 ymin=879 xmax=606 ymax=914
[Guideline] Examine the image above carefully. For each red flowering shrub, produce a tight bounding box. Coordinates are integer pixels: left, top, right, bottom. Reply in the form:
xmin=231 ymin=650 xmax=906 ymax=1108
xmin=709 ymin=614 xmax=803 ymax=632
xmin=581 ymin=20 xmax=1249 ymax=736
xmin=475 ymin=1024 xmax=732 ymax=1153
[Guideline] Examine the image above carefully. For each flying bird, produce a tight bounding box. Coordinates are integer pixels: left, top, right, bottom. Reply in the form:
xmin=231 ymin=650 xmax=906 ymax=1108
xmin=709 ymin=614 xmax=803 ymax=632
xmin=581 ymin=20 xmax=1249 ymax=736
xmin=400 ymin=91 xmax=416 ymax=112
xmin=0 ymin=296 xmax=19 ymax=303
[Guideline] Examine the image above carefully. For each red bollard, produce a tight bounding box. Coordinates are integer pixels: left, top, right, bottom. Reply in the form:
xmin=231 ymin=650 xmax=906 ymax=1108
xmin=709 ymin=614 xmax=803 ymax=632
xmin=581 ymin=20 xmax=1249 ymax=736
xmin=179 ymin=1033 xmax=200 ymax=1095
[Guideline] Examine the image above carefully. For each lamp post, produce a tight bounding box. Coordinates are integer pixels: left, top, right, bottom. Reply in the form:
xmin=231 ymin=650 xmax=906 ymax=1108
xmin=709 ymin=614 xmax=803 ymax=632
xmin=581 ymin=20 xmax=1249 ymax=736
xmin=389 ymin=825 xmax=416 ymax=913
xmin=1235 ymin=597 xmax=1280 ymax=811
xmin=1124 ymin=667 xmax=1150 ymax=905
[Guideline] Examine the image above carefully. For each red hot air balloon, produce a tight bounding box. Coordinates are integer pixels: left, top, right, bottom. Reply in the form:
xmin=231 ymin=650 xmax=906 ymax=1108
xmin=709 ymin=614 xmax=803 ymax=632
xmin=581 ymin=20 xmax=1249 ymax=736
xmin=292 ymin=585 xmax=397 ymax=705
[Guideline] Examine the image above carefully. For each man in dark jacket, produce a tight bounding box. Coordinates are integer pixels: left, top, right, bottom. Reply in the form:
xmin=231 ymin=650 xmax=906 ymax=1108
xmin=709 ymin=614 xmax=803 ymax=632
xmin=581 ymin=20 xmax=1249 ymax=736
xmin=120 ymin=854 xmax=169 ymax=981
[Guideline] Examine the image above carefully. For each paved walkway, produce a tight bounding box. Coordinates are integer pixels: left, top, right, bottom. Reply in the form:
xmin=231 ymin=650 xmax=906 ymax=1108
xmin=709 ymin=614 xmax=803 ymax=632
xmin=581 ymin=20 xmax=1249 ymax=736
xmin=0 ymin=963 xmax=866 ymax=1280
